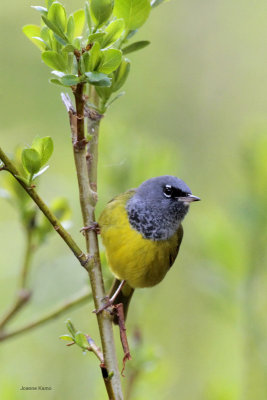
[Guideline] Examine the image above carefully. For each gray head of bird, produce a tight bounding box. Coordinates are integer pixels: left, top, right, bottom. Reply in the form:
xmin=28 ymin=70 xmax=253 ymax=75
xmin=126 ymin=175 xmax=200 ymax=240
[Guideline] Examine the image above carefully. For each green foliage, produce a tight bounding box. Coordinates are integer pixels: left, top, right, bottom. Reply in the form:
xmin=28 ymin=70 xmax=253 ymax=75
xmin=101 ymin=19 xmax=125 ymax=48
xmin=22 ymin=149 xmax=42 ymax=176
xmin=42 ymin=51 xmax=67 ymax=71
xmin=73 ymin=9 xmax=85 ymax=37
xmin=32 ymin=136 xmax=54 ymax=167
xmin=90 ymin=0 xmax=114 ymax=29
xmin=122 ymin=40 xmax=150 ymax=54
xmin=74 ymin=332 xmax=89 ymax=349
xmin=23 ymin=0 xmax=169 ymax=111
xmin=85 ymin=72 xmax=112 ymax=87
xmin=65 ymin=318 xmax=77 ymax=338
xmin=98 ymin=49 xmax=122 ymax=74
xmin=47 ymin=2 xmax=67 ymax=33
xmin=22 ymin=25 xmax=46 ymax=50
xmin=113 ymin=0 xmax=151 ymax=30
xmin=61 ymin=320 xmax=89 ymax=352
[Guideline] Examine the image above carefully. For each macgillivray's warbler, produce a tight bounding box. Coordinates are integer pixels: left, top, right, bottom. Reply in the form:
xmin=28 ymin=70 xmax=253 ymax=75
xmin=98 ymin=175 xmax=200 ymax=323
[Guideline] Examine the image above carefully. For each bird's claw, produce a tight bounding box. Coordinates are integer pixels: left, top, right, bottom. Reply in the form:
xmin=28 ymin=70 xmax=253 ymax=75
xmin=80 ymin=222 xmax=100 ymax=235
xmin=93 ymin=298 xmax=114 ymax=315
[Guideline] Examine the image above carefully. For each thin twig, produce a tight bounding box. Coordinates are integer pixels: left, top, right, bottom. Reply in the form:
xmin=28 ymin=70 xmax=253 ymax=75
xmin=62 ymin=93 xmax=123 ymax=399
xmin=85 ymin=105 xmax=103 ymax=192
xmin=0 ymin=224 xmax=35 ymax=331
xmin=0 ymin=287 xmax=91 ymax=342
xmin=20 ymin=226 xmax=34 ymax=289
xmin=86 ymin=334 xmax=104 ymax=363
xmin=0 ymin=147 xmax=88 ymax=267
xmin=86 ymin=335 xmax=116 ymax=400
xmin=0 ymin=289 xmax=31 ymax=331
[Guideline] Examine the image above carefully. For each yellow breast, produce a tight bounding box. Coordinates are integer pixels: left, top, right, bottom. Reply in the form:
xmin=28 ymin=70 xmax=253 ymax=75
xmin=99 ymin=191 xmax=182 ymax=289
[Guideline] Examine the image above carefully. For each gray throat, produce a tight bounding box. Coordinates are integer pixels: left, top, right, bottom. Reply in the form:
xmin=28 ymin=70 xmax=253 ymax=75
xmin=126 ymin=198 xmax=186 ymax=241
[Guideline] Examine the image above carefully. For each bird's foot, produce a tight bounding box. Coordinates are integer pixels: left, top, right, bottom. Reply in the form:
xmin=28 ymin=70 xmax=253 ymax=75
xmin=93 ymin=280 xmax=126 ymax=315
xmin=80 ymin=222 xmax=100 ymax=236
xmin=93 ymin=298 xmax=114 ymax=315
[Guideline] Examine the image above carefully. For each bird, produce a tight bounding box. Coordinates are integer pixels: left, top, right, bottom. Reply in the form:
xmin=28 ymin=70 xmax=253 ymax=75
xmin=98 ymin=175 xmax=200 ymax=323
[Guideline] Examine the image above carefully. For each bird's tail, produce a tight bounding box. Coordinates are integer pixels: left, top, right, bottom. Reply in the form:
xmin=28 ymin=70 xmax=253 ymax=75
xmin=109 ymin=279 xmax=134 ymax=325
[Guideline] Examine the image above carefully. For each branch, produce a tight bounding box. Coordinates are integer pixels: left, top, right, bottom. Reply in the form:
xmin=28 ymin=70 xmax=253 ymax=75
xmin=0 ymin=289 xmax=31 ymax=332
xmin=86 ymin=335 xmax=116 ymax=400
xmin=85 ymin=106 xmax=102 ymax=192
xmin=0 ymin=147 xmax=88 ymax=267
xmin=0 ymin=287 xmax=91 ymax=342
xmin=0 ymin=223 xmax=35 ymax=331
xmin=62 ymin=92 xmax=123 ymax=400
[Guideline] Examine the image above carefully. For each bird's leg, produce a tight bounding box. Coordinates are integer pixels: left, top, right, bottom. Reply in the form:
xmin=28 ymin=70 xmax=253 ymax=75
xmin=94 ymin=280 xmax=126 ymax=314
xmin=114 ymin=303 xmax=131 ymax=376
xmin=80 ymin=222 xmax=100 ymax=235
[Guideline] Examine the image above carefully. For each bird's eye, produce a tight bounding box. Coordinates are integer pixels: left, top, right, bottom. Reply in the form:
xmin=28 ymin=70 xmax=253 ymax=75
xmin=163 ymin=185 xmax=173 ymax=198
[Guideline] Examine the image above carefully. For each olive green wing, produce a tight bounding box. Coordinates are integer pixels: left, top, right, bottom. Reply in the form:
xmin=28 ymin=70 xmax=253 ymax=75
xmin=98 ymin=189 xmax=136 ymax=227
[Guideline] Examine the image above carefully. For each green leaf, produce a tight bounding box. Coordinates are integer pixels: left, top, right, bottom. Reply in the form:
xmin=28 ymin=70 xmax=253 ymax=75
xmin=53 ymin=33 xmax=68 ymax=46
xmin=61 ymin=74 xmax=80 ymax=86
xmin=85 ymin=71 xmax=112 ymax=86
xmin=50 ymin=78 xmax=64 ymax=85
xmin=102 ymin=19 xmax=125 ymax=48
xmin=42 ymin=15 xmax=68 ymax=41
xmin=151 ymin=0 xmax=169 ymax=7
xmin=73 ymin=37 xmax=82 ymax=50
xmin=46 ymin=0 xmax=55 ymax=8
xmin=90 ymin=0 xmax=114 ymax=28
xmin=47 ymin=2 xmax=67 ymax=33
xmin=32 ymin=165 xmax=50 ymax=180
xmin=75 ymin=332 xmax=88 ymax=349
xmin=62 ymin=44 xmax=76 ymax=53
xmin=42 ymin=51 xmax=67 ymax=72
xmin=98 ymin=49 xmax=122 ymax=74
xmin=66 ymin=319 xmax=76 ymax=338
xmin=67 ymin=15 xmax=75 ymax=42
xmin=73 ymin=9 xmax=85 ymax=37
xmin=85 ymin=1 xmax=92 ymax=33
xmin=106 ymin=91 xmax=125 ymax=108
xmin=113 ymin=57 xmax=130 ymax=91
xmin=22 ymin=149 xmax=42 ymax=175
xmin=88 ymin=41 xmax=101 ymax=71
xmin=22 ymin=25 xmax=46 ymax=51
xmin=82 ymin=52 xmax=90 ymax=72
xmin=88 ymin=32 xmax=106 ymax=44
xmin=59 ymin=334 xmax=74 ymax=342
xmin=31 ymin=6 xmax=48 ymax=15
xmin=41 ymin=26 xmax=52 ymax=47
xmin=122 ymin=40 xmax=150 ymax=54
xmin=114 ymin=0 xmax=151 ymax=30
xmin=51 ymin=70 xmax=65 ymax=77
xmin=32 ymin=136 xmax=54 ymax=166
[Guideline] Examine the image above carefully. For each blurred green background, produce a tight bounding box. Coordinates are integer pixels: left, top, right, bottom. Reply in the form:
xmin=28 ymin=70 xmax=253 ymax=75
xmin=1 ymin=0 xmax=267 ymax=399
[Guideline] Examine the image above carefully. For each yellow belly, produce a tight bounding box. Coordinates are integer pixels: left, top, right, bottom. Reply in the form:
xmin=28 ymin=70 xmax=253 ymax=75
xmin=99 ymin=191 xmax=181 ymax=289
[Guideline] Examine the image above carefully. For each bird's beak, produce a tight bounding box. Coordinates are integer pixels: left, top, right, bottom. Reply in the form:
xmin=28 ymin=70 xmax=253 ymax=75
xmin=179 ymin=194 xmax=201 ymax=203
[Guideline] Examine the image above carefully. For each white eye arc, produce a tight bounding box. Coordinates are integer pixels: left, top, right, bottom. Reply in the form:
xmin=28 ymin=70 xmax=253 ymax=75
xmin=163 ymin=185 xmax=172 ymax=198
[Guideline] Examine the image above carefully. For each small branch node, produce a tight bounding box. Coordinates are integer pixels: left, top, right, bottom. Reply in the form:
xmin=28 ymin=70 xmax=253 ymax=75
xmin=84 ymin=106 xmax=103 ymax=121
xmin=17 ymin=288 xmax=32 ymax=302
xmin=73 ymin=138 xmax=88 ymax=151
xmin=86 ymin=334 xmax=104 ymax=363
xmin=66 ymin=341 xmax=75 ymax=346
